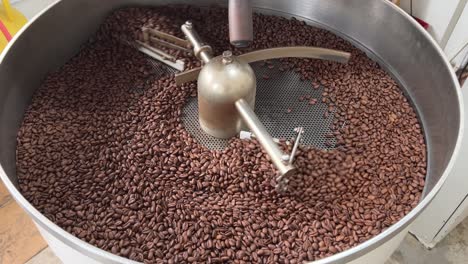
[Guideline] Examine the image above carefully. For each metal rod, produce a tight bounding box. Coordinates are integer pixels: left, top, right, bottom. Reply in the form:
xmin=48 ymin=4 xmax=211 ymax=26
xmin=235 ymin=99 xmax=296 ymax=178
xmin=132 ymin=40 xmax=185 ymax=71
xmin=149 ymin=37 xmax=192 ymax=53
xmin=289 ymin=127 xmax=304 ymax=164
xmin=135 ymin=40 xmax=176 ymax=61
xmin=440 ymin=0 xmax=467 ymax=49
xmin=142 ymin=27 xmax=191 ymax=48
xmin=240 ymin=131 xmax=292 ymax=162
xmin=174 ymin=46 xmax=351 ymax=85
xmin=181 ymin=21 xmax=213 ymax=63
xmin=229 ymin=0 xmax=253 ymax=48
xmin=240 ymin=130 xmax=281 ymax=143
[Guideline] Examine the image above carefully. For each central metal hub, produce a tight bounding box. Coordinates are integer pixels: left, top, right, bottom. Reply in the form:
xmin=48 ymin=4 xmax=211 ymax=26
xmin=197 ymin=50 xmax=256 ymax=138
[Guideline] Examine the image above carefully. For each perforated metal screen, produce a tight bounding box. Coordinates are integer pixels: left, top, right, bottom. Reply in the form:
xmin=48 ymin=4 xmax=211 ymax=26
xmin=180 ymin=60 xmax=336 ymax=151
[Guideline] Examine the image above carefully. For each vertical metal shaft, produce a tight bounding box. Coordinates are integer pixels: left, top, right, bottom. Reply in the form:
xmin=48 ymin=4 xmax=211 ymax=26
xmin=235 ymin=99 xmax=296 ymax=178
xmin=229 ymin=0 xmax=253 ymax=48
xmin=181 ymin=21 xmax=213 ymax=63
xmin=289 ymin=127 xmax=304 ymax=164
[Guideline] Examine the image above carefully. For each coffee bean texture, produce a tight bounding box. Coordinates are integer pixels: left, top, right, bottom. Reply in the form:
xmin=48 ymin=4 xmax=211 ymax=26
xmin=16 ymin=6 xmax=426 ymax=263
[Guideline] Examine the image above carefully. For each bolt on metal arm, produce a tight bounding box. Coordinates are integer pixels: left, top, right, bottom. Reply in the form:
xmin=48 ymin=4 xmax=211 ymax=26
xmin=181 ymin=21 xmax=213 ymax=63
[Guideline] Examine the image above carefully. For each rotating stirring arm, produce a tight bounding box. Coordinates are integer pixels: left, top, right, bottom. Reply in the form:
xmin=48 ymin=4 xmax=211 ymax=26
xmin=235 ymin=99 xmax=296 ymax=191
xmin=181 ymin=21 xmax=295 ymax=191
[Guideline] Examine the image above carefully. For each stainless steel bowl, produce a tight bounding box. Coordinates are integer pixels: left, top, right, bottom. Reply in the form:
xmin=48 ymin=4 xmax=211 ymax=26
xmin=0 ymin=0 xmax=463 ymax=263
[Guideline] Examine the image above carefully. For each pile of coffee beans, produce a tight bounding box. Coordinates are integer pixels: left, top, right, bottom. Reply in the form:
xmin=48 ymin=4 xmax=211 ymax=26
xmin=17 ymin=6 xmax=426 ymax=263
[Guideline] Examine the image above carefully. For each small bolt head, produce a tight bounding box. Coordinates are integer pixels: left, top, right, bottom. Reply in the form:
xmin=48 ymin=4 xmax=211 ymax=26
xmin=222 ymin=50 xmax=233 ymax=64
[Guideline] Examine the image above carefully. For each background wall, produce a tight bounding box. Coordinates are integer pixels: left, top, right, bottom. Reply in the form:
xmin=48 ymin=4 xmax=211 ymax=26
xmin=398 ymin=0 xmax=468 ymax=68
xmin=444 ymin=5 xmax=468 ymax=68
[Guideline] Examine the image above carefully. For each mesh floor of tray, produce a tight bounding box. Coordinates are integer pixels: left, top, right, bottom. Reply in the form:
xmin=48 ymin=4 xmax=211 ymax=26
xmin=180 ymin=60 xmax=337 ymax=151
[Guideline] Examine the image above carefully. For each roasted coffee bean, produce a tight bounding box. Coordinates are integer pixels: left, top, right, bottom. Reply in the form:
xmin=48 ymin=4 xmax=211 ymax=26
xmin=16 ymin=5 xmax=426 ymax=264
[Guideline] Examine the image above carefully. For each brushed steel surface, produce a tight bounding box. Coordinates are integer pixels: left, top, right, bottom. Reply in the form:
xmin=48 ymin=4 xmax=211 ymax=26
xmin=0 ymin=0 xmax=463 ymax=263
xmin=197 ymin=52 xmax=256 ymax=138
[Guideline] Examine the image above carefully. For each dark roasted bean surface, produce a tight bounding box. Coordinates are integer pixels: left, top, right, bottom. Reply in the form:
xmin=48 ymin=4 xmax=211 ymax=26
xmin=16 ymin=6 xmax=426 ymax=263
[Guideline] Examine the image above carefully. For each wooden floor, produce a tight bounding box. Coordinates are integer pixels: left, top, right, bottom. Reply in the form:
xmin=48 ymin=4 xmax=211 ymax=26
xmin=0 ymin=181 xmax=47 ymax=264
